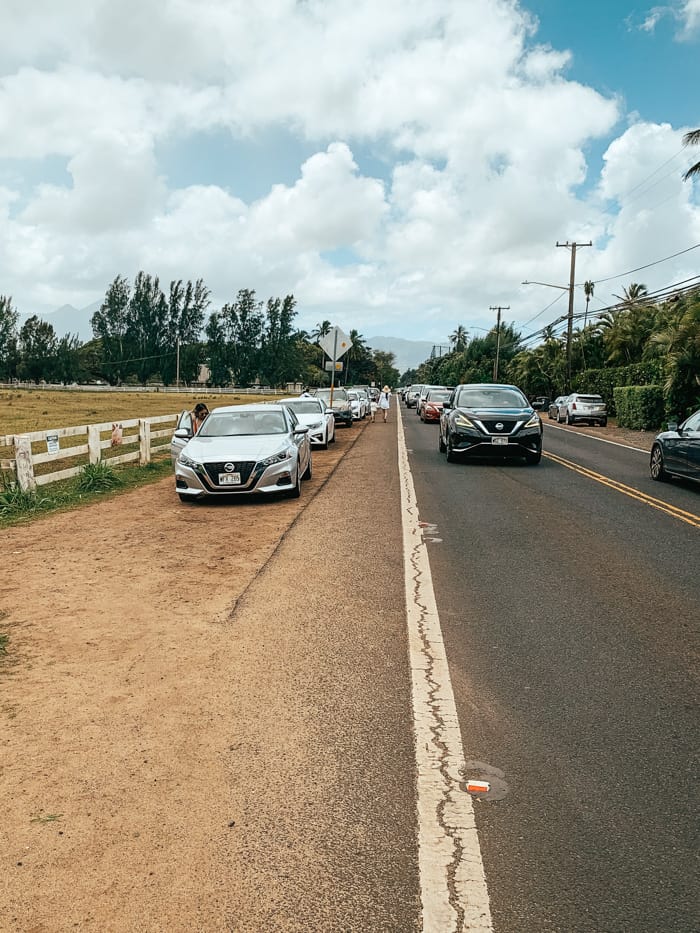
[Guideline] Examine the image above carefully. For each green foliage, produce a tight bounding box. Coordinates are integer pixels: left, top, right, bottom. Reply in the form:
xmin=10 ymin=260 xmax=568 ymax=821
xmin=76 ymin=461 xmax=122 ymax=493
xmin=0 ymin=295 xmax=19 ymax=380
xmin=0 ymin=483 xmax=51 ymax=516
xmin=573 ymin=361 xmax=664 ymax=414
xmin=613 ymin=385 xmax=665 ymax=430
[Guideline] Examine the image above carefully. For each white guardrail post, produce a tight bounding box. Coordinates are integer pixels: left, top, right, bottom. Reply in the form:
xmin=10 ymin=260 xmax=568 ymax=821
xmin=14 ymin=435 xmax=37 ymax=492
xmin=139 ymin=419 xmax=151 ymax=465
xmin=87 ymin=424 xmax=101 ymax=464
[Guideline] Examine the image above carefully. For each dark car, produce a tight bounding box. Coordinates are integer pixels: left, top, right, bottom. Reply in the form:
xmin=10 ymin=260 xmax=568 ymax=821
xmin=649 ymin=409 xmax=700 ymax=484
xmin=313 ymin=388 xmax=354 ymax=427
xmin=439 ymin=383 xmax=543 ymax=464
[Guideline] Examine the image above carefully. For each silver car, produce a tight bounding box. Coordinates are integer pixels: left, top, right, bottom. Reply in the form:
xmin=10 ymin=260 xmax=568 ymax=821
xmin=558 ymin=393 xmax=608 ymax=427
xmin=280 ymin=397 xmax=335 ymax=448
xmin=172 ymin=404 xmax=312 ymax=502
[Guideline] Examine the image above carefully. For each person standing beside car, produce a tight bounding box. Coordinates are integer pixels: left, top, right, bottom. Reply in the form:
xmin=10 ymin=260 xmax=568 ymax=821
xmin=378 ymin=386 xmax=391 ymax=422
xmin=191 ymin=402 xmax=209 ymax=433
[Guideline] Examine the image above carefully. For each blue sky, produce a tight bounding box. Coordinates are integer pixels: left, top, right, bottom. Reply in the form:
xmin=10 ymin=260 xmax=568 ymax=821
xmin=1 ymin=0 xmax=698 ymax=346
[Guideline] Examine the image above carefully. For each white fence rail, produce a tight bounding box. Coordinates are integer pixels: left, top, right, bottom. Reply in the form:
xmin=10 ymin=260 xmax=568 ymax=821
xmin=1 ymin=414 xmax=178 ymax=492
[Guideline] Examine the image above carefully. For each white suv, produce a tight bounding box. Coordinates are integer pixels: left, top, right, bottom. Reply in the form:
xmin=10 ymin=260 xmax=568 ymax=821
xmin=559 ymin=393 xmax=607 ymax=427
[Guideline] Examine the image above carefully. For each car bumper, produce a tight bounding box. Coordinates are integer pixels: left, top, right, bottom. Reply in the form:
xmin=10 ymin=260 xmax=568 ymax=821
xmin=449 ymin=428 xmax=542 ymax=458
xmin=332 ymin=410 xmax=354 ymax=425
xmin=175 ymin=458 xmax=298 ymax=497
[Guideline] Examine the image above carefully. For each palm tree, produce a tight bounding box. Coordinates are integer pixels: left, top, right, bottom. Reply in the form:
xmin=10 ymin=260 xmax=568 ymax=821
xmin=345 ymin=329 xmax=369 ymax=384
xmin=683 ymin=129 xmax=700 ymax=181
xmin=613 ymin=282 xmax=648 ymax=307
xmin=583 ymin=280 xmax=595 ymax=327
xmin=311 ymin=320 xmax=331 ymax=341
xmin=449 ymin=325 xmax=469 ymax=352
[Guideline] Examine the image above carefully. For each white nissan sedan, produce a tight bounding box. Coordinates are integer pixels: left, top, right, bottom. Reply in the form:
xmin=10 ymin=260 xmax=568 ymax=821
xmin=173 ymin=404 xmax=312 ymax=502
xmin=280 ymin=397 xmax=335 ymax=448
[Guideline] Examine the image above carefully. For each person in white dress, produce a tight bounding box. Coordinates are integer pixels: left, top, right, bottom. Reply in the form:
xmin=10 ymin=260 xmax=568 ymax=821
xmin=378 ymin=386 xmax=391 ymax=422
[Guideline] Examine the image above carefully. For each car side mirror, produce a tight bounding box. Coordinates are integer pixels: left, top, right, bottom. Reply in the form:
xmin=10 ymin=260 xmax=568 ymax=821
xmin=442 ymin=401 xmax=452 ymax=410
xmin=667 ymin=421 xmax=678 ymax=433
xmin=293 ymin=425 xmax=309 ymax=434
xmin=174 ymin=428 xmax=192 ymax=438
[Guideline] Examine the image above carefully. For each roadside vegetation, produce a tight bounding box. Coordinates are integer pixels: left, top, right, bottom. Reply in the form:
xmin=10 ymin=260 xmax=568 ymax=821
xmin=408 ymin=284 xmax=700 ymax=425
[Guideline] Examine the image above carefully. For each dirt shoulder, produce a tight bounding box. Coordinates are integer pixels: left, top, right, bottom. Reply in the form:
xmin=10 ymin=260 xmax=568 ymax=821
xmin=0 ymin=421 xmax=368 ymax=932
xmin=543 ymin=416 xmax=658 ymax=452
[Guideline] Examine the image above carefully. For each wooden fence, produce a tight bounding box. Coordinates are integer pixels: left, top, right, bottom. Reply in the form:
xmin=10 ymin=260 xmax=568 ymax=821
xmin=0 ymin=414 xmax=178 ymax=492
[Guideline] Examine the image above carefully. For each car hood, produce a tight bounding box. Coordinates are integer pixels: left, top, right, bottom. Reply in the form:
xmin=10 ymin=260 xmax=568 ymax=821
xmin=180 ymin=435 xmax=292 ymax=462
xmin=454 ymin=406 xmax=534 ymax=418
xmin=294 ymin=413 xmax=325 ymax=426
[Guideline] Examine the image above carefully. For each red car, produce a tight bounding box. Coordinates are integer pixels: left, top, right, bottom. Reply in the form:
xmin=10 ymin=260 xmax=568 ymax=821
xmin=420 ymin=389 xmax=452 ymax=422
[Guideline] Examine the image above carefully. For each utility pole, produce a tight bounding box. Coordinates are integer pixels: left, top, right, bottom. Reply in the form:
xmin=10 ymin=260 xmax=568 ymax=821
xmin=175 ymin=336 xmax=180 ymax=389
xmin=556 ymin=240 xmax=591 ymax=391
xmin=490 ymin=305 xmax=510 ymax=381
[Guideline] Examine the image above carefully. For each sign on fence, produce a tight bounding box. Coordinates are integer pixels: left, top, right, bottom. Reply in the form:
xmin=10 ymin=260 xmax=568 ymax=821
xmin=46 ymin=434 xmax=60 ymax=454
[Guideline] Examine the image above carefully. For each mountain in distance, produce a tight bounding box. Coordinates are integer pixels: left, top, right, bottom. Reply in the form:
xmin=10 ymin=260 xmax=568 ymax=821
xmin=18 ymin=301 xmax=100 ymax=342
xmin=366 ymin=335 xmax=440 ymax=375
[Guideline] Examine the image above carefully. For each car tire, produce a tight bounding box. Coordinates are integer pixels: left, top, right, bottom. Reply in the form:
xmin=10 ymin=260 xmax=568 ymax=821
xmin=566 ymin=412 xmax=574 ymax=425
xmin=288 ymin=465 xmax=302 ymax=498
xmin=438 ymin=431 xmax=446 ymax=452
xmin=650 ymin=444 xmax=669 ymax=482
xmin=600 ymin=418 xmax=607 ymax=427
xmin=302 ymin=455 xmax=312 ymax=480
xmin=555 ymin=411 xmax=561 ymax=422
xmin=178 ymin=493 xmax=193 ymax=503
xmin=525 ymin=447 xmax=542 ymax=465
xmin=445 ymin=438 xmax=457 ymax=462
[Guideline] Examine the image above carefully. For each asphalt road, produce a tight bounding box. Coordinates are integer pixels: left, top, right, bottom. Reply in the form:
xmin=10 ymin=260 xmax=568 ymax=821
xmin=403 ymin=407 xmax=699 ymax=932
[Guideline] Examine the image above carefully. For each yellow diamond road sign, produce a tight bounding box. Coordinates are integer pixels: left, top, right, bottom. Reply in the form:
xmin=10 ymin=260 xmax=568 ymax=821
xmin=318 ymin=326 xmax=353 ymax=361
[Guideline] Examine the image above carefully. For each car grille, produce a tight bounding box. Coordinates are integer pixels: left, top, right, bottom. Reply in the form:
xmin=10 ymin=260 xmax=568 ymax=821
xmin=479 ymin=419 xmax=520 ymax=435
xmin=203 ymin=460 xmax=256 ymax=486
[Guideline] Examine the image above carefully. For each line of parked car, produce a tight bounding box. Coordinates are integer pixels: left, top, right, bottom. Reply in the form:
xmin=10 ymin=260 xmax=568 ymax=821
xmin=170 ymin=386 xmax=378 ymax=502
xmin=400 ymin=383 xmax=700 ymax=484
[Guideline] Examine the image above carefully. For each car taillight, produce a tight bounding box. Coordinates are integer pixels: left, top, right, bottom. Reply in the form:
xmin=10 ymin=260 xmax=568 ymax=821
xmin=572 ymin=402 xmax=577 ymax=410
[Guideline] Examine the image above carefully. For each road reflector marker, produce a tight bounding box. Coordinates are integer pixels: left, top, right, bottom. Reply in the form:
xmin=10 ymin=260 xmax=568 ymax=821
xmin=466 ymin=780 xmax=491 ymax=794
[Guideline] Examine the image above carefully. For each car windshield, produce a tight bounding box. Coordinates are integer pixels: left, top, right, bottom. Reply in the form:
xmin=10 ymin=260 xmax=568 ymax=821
xmin=199 ymin=411 xmax=288 ymax=436
xmin=455 ymin=387 xmax=528 ymax=408
xmin=283 ymin=400 xmax=323 ymax=415
xmin=427 ymin=391 xmax=450 ymax=402
xmin=316 ymin=390 xmax=348 ymax=402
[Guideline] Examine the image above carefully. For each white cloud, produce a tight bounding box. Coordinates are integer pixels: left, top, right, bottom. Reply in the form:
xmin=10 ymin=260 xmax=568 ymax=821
xmin=0 ymin=0 xmax=697 ymax=342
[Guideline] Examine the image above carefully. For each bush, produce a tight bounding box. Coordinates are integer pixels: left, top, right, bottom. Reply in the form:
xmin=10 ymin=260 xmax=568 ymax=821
xmin=613 ymin=385 xmax=665 ymax=430
xmin=77 ymin=461 xmax=122 ymax=493
xmin=574 ymin=361 xmax=664 ymax=414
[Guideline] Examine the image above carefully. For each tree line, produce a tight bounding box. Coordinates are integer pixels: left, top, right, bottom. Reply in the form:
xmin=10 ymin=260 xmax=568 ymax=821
xmin=0 ymin=273 xmax=401 ymax=390
xmin=408 ymin=283 xmax=700 ymax=421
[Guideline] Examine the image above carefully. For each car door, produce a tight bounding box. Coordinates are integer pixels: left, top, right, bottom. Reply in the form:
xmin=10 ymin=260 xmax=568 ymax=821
xmin=675 ymin=411 xmax=700 ymax=478
xmin=286 ymin=408 xmax=309 ymax=475
xmin=170 ymin=409 xmax=194 ymax=464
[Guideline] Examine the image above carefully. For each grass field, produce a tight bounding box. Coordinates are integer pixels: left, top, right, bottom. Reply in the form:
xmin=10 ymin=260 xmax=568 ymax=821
xmin=1 ymin=388 xmax=281 ymax=436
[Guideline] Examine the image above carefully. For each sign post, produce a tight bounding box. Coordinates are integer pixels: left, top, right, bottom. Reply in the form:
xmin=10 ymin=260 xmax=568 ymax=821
xmin=318 ymin=326 xmax=352 ymax=405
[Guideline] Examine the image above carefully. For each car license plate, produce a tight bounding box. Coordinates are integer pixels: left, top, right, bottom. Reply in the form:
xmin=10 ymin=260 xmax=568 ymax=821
xmin=491 ymin=436 xmax=508 ymax=445
xmin=218 ymin=473 xmax=241 ymax=485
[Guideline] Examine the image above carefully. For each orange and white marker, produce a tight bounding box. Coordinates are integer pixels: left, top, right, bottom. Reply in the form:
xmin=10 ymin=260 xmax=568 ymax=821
xmin=466 ymin=780 xmax=491 ymax=794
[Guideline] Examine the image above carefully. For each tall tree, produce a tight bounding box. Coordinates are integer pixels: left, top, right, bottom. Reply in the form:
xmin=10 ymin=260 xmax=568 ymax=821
xmin=91 ymin=274 xmax=131 ymax=384
xmin=218 ymin=288 xmax=264 ymax=385
xmin=18 ymin=316 xmax=58 ymax=382
xmin=259 ymin=294 xmax=298 ymax=386
xmin=682 ymin=128 xmax=700 ymax=181
xmin=449 ymin=324 xmax=469 ymax=352
xmin=126 ymin=271 xmax=169 ymax=383
xmin=0 ymin=295 xmax=19 ymax=380
xmin=345 ymin=329 xmax=371 ymax=384
xmin=372 ymin=349 xmax=400 ymax=388
xmin=163 ymin=278 xmax=210 ymax=384
xmin=311 ymin=320 xmax=332 ymax=341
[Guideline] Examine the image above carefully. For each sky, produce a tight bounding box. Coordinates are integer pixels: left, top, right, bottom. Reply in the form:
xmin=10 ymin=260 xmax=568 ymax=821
xmin=1 ymin=0 xmax=699 ymax=347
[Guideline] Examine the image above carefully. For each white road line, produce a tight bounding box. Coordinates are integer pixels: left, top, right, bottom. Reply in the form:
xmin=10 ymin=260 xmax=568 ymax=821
xmin=397 ymin=403 xmax=493 ymax=933
xmin=544 ymin=422 xmax=649 ymax=454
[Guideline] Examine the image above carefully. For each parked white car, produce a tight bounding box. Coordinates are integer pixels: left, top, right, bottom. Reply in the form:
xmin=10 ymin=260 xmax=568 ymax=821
xmin=557 ymin=393 xmax=608 ymax=427
xmin=280 ymin=397 xmax=335 ymax=448
xmin=347 ymin=389 xmax=367 ymax=420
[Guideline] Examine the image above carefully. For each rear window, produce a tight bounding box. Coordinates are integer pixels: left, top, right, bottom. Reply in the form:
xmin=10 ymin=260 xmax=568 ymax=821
xmin=577 ymin=396 xmax=604 ymax=403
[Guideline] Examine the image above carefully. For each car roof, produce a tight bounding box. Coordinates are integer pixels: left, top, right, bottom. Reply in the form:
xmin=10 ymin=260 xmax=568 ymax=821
xmin=210 ymin=403 xmax=288 ymax=414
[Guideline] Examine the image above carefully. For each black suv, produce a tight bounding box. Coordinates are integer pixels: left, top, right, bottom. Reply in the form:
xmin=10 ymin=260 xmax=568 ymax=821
xmin=439 ymin=383 xmax=543 ymax=464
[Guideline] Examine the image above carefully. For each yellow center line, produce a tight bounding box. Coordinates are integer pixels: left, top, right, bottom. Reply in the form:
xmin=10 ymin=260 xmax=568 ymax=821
xmin=544 ymin=451 xmax=700 ymax=529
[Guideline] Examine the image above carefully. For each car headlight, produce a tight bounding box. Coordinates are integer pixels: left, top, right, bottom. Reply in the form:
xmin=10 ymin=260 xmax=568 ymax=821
xmin=308 ymin=421 xmax=322 ymax=429
xmin=260 ymin=448 xmax=293 ymax=467
xmin=524 ymin=412 xmax=541 ymax=428
xmin=177 ymin=452 xmax=200 ymax=468
xmin=453 ymin=413 xmax=475 ymax=429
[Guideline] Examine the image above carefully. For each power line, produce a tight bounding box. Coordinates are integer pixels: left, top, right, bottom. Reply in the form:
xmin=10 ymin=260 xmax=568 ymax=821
xmin=580 ymin=242 xmax=700 ymax=286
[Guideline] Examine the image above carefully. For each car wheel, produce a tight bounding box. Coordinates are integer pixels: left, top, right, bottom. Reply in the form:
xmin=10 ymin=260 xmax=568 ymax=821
xmin=525 ymin=447 xmax=542 ymax=465
xmin=650 ymin=444 xmax=669 ymax=482
xmin=445 ymin=438 xmax=457 ymax=462
xmin=438 ymin=431 xmax=446 ymax=452
xmin=288 ymin=464 xmax=302 ymax=498
xmin=555 ymin=410 xmax=561 ymax=422
xmin=566 ymin=412 xmax=573 ymax=425
xmin=178 ymin=493 xmax=193 ymax=503
xmin=302 ymin=455 xmax=312 ymax=480
xmin=600 ymin=417 xmax=607 ymax=427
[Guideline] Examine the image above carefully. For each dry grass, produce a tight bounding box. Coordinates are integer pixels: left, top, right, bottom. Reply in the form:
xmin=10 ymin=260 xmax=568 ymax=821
xmin=0 ymin=388 xmax=282 ymax=436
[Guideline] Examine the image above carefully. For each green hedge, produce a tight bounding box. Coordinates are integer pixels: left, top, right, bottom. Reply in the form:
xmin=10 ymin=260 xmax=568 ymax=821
xmin=573 ymin=361 xmax=664 ymax=414
xmin=613 ymin=385 xmax=665 ymax=430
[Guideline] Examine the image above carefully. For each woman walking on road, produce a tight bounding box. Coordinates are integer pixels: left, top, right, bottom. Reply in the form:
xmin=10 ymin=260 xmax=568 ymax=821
xmin=378 ymin=386 xmax=391 ymax=422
